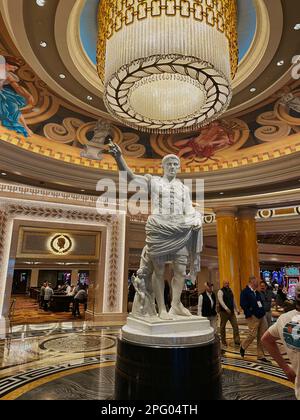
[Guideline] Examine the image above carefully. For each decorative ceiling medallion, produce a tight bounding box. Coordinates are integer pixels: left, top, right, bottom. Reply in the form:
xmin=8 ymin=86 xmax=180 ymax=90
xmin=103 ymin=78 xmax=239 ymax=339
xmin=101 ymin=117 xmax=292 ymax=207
xmin=98 ymin=0 xmax=238 ymax=133
xmin=49 ymin=234 xmax=73 ymax=255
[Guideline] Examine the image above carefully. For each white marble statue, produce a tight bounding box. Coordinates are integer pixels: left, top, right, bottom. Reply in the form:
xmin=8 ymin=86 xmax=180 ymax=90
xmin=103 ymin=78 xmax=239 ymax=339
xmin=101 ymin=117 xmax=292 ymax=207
xmin=131 ymin=268 xmax=157 ymax=317
xmin=81 ymin=120 xmax=112 ymax=160
xmin=108 ymin=140 xmax=203 ymax=320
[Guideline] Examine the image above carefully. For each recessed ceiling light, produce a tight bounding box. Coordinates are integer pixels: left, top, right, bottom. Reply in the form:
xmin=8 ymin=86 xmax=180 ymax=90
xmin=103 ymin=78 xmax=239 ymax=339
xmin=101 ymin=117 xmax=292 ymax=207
xmin=36 ymin=0 xmax=46 ymax=6
xmin=220 ymin=192 xmax=224 ymax=195
xmin=250 ymin=87 xmax=256 ymax=93
xmin=294 ymin=23 xmax=300 ymax=30
xmin=87 ymin=96 xmax=93 ymax=101
xmin=59 ymin=74 xmax=66 ymax=79
xmin=40 ymin=41 xmax=47 ymax=48
xmin=81 ymin=189 xmax=85 ymax=192
xmin=1 ymin=172 xmax=7 ymax=176
xmin=277 ymin=60 xmax=284 ymax=66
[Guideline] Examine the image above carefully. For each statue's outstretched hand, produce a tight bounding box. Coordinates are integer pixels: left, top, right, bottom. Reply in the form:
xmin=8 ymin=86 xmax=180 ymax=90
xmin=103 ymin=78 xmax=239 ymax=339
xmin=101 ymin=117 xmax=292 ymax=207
xmin=108 ymin=140 xmax=122 ymax=159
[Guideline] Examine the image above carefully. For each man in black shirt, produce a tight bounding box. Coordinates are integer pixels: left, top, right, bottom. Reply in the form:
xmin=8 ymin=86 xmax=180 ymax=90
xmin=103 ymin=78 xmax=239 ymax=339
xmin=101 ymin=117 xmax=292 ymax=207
xmin=218 ymin=281 xmax=240 ymax=348
xmin=198 ymin=282 xmax=218 ymax=334
xmin=240 ymin=276 xmax=269 ymax=363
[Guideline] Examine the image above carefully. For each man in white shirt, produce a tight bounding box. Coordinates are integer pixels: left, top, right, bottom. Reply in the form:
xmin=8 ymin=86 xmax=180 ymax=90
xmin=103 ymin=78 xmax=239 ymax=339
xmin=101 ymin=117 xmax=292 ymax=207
xmin=262 ymin=283 xmax=300 ymax=400
xmin=198 ymin=282 xmax=218 ymax=333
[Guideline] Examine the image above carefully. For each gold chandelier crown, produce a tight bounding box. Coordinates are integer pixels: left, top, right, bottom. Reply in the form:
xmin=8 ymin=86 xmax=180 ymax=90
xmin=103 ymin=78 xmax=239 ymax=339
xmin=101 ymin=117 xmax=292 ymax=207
xmin=97 ymin=0 xmax=239 ymax=134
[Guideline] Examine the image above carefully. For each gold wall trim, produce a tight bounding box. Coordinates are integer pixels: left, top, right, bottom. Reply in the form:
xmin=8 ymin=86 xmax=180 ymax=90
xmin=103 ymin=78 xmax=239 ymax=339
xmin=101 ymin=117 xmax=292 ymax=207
xmin=1 ymin=126 xmax=300 ymax=173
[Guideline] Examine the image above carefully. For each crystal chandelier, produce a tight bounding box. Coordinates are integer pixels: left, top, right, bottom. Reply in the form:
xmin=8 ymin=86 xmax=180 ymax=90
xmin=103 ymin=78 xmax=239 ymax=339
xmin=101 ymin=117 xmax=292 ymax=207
xmin=97 ymin=0 xmax=238 ymax=133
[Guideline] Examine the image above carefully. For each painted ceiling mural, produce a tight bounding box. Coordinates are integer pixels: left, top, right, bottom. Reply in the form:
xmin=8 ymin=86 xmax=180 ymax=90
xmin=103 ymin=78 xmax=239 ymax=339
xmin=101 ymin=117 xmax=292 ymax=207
xmin=0 ymin=0 xmax=300 ymax=175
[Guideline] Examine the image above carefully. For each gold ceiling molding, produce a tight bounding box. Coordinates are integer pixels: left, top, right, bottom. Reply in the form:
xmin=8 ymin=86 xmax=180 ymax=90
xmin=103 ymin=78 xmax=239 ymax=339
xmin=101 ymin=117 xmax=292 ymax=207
xmin=1 ymin=124 xmax=300 ymax=174
xmin=230 ymin=0 xmax=272 ymax=92
xmin=63 ymin=0 xmax=105 ymax=95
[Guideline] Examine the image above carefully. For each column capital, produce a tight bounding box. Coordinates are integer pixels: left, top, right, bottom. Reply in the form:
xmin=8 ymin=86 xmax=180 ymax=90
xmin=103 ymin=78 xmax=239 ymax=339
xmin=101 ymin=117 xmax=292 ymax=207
xmin=214 ymin=207 xmax=238 ymax=218
xmin=237 ymin=207 xmax=258 ymax=219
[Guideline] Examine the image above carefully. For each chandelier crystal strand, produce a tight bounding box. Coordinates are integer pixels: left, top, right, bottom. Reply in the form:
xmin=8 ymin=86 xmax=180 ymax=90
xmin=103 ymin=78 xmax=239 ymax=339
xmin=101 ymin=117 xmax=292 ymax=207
xmin=98 ymin=0 xmax=238 ymax=134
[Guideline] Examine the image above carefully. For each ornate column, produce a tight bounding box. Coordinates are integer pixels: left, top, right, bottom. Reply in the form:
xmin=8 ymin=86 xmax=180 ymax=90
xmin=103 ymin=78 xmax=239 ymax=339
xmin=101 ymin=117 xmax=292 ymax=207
xmin=237 ymin=207 xmax=260 ymax=290
xmin=71 ymin=269 xmax=79 ymax=286
xmin=215 ymin=208 xmax=241 ymax=305
xmin=30 ymin=269 xmax=39 ymax=288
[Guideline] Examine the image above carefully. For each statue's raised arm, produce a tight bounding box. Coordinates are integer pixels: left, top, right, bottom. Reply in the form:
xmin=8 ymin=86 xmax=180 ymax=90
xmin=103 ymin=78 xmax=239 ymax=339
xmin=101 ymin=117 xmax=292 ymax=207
xmin=107 ymin=138 xmax=149 ymax=184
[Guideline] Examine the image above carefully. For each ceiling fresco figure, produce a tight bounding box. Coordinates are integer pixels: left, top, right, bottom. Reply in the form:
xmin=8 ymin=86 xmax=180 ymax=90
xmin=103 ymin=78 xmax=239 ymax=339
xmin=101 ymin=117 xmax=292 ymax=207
xmin=0 ymin=55 xmax=34 ymax=137
xmin=174 ymin=120 xmax=236 ymax=163
xmin=277 ymin=86 xmax=300 ymax=114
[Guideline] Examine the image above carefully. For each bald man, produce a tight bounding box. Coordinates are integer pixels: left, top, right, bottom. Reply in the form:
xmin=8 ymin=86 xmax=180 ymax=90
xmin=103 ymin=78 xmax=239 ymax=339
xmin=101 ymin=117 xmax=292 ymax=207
xmin=262 ymin=283 xmax=300 ymax=400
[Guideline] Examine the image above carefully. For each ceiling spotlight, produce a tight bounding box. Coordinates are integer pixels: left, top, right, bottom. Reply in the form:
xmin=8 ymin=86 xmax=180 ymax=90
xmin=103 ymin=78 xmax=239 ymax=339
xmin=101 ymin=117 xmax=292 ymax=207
xmin=250 ymin=87 xmax=257 ymax=93
xmin=277 ymin=60 xmax=284 ymax=66
xmin=36 ymin=0 xmax=46 ymax=6
xmin=1 ymin=172 xmax=7 ymax=176
xmin=87 ymin=96 xmax=93 ymax=101
xmin=40 ymin=41 xmax=47 ymax=48
xmin=294 ymin=23 xmax=300 ymax=30
xmin=220 ymin=192 xmax=224 ymax=195
xmin=59 ymin=74 xmax=66 ymax=79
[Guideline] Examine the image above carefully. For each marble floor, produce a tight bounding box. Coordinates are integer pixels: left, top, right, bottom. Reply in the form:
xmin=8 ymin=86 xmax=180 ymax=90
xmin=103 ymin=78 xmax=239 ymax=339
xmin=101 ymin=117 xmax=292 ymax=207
xmin=0 ymin=321 xmax=296 ymax=401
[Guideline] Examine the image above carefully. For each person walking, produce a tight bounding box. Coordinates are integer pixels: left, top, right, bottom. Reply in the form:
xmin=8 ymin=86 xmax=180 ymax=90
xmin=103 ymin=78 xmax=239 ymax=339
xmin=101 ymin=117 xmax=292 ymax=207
xmin=240 ymin=276 xmax=269 ymax=363
xmin=198 ymin=282 xmax=218 ymax=334
xmin=262 ymin=283 xmax=300 ymax=400
xmin=72 ymin=285 xmax=88 ymax=318
xmin=218 ymin=281 xmax=241 ymax=348
xmin=43 ymin=283 xmax=54 ymax=311
xmin=260 ymin=280 xmax=275 ymax=327
xmin=39 ymin=282 xmax=47 ymax=309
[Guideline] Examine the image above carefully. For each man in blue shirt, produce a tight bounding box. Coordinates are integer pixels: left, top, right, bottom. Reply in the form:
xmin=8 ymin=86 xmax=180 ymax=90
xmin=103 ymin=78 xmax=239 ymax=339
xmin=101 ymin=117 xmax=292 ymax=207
xmin=240 ymin=276 xmax=269 ymax=363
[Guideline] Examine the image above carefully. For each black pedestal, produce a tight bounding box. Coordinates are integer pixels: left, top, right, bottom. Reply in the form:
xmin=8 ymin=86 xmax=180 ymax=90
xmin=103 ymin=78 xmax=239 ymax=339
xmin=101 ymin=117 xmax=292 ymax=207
xmin=115 ymin=338 xmax=222 ymax=400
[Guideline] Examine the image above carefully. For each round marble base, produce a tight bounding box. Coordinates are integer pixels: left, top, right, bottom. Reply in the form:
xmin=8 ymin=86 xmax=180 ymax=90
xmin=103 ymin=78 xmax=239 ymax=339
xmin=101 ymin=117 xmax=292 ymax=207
xmin=122 ymin=315 xmax=214 ymax=347
xmin=115 ymin=337 xmax=222 ymax=400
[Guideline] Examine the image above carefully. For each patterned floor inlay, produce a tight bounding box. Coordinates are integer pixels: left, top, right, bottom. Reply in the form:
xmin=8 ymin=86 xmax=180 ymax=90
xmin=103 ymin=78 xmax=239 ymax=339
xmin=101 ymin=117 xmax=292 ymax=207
xmin=4 ymin=365 xmax=294 ymax=401
xmin=222 ymin=369 xmax=295 ymax=401
xmin=0 ymin=322 xmax=296 ymax=400
xmin=0 ymin=356 xmax=116 ymax=399
xmin=39 ymin=335 xmax=117 ymax=353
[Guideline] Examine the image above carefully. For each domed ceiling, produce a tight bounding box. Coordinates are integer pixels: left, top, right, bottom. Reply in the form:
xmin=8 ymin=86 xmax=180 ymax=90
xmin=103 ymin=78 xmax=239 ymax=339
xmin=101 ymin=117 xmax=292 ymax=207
xmin=0 ymin=0 xmax=300 ymax=198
